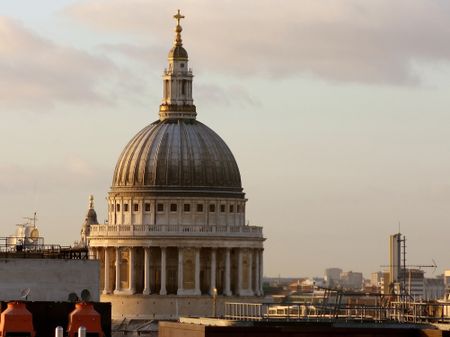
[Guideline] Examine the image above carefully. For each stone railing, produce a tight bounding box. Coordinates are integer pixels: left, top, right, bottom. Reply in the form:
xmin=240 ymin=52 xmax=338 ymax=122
xmin=89 ymin=224 xmax=263 ymax=238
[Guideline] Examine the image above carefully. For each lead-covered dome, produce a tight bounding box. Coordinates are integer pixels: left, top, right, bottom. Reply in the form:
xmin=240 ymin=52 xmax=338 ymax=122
xmin=111 ymin=12 xmax=243 ymax=198
xmin=112 ymin=119 xmax=243 ymax=196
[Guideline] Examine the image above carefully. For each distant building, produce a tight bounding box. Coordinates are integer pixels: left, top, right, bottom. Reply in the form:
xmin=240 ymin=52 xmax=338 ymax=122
xmin=324 ymin=268 xmax=342 ymax=287
xmin=400 ymin=269 xmax=424 ymax=299
xmin=370 ymin=271 xmax=383 ymax=288
xmin=445 ymin=270 xmax=450 ymax=300
xmin=389 ymin=233 xmax=402 ymax=285
xmin=340 ymin=271 xmax=363 ymax=290
xmin=424 ymin=276 xmax=445 ymax=301
xmin=380 ymin=272 xmax=391 ymax=295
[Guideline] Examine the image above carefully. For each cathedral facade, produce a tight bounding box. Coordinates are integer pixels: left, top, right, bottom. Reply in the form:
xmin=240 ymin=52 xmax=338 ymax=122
xmin=86 ymin=11 xmax=265 ymax=319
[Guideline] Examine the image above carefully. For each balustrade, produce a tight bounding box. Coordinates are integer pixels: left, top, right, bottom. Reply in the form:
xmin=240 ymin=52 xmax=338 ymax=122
xmin=89 ymin=224 xmax=263 ymax=238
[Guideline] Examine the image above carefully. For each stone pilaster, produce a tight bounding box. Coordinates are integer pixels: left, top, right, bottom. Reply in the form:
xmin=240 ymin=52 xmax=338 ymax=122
xmin=194 ymin=248 xmax=201 ymax=295
xmin=114 ymin=247 xmax=121 ymax=293
xmin=224 ymin=248 xmax=232 ymax=296
xmin=103 ymin=248 xmax=111 ymax=294
xmin=160 ymin=247 xmax=167 ymax=295
xmin=237 ymin=248 xmax=243 ymax=296
xmin=128 ymin=247 xmax=136 ymax=294
xmin=210 ymin=248 xmax=216 ymax=295
xmin=255 ymin=249 xmax=260 ymax=296
xmin=143 ymin=247 xmax=151 ymax=295
xmin=177 ymin=247 xmax=184 ymax=295
xmin=259 ymin=249 xmax=264 ymax=296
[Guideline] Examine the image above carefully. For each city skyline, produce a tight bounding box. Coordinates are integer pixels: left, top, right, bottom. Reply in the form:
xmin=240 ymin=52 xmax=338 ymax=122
xmin=1 ymin=0 xmax=450 ymax=278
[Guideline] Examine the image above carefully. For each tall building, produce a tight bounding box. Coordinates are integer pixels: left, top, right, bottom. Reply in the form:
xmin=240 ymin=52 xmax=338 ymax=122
xmin=389 ymin=233 xmax=402 ymax=285
xmin=340 ymin=271 xmax=363 ymax=290
xmin=370 ymin=271 xmax=383 ymax=287
xmin=400 ymin=268 xmax=424 ymax=300
xmin=324 ymin=268 xmax=342 ymax=287
xmin=85 ymin=11 xmax=265 ymax=320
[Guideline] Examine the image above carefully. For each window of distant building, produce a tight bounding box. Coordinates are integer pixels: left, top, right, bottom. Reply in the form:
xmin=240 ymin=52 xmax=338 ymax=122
xmin=145 ymin=203 xmax=151 ymax=212
xmin=123 ymin=203 xmax=129 ymax=212
xmin=220 ymin=204 xmax=225 ymax=213
xmin=209 ymin=204 xmax=215 ymax=212
xmin=197 ymin=204 xmax=204 ymax=212
xmin=157 ymin=203 xmax=164 ymax=212
xmin=184 ymin=204 xmax=190 ymax=212
xmin=116 ymin=204 xmax=120 ymax=212
xmin=170 ymin=203 xmax=177 ymax=212
xmin=229 ymin=205 xmax=234 ymax=213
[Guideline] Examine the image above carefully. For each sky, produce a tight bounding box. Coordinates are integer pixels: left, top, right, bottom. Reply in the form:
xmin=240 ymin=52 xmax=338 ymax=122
xmin=1 ymin=0 xmax=450 ymax=278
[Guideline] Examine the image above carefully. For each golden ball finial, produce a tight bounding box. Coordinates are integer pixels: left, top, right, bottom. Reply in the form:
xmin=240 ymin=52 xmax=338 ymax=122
xmin=173 ymin=9 xmax=185 ymax=46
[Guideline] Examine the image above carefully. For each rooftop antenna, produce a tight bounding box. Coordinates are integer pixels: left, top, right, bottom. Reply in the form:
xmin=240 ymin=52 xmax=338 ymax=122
xmin=23 ymin=212 xmax=38 ymax=227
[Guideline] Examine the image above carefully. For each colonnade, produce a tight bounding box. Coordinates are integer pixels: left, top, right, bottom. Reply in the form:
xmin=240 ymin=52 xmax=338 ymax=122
xmin=93 ymin=246 xmax=263 ymax=297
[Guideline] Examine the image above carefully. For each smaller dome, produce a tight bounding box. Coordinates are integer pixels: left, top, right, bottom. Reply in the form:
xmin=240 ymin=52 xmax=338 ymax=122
xmin=85 ymin=208 xmax=98 ymax=226
xmin=84 ymin=195 xmax=98 ymax=226
xmin=168 ymin=45 xmax=188 ymax=60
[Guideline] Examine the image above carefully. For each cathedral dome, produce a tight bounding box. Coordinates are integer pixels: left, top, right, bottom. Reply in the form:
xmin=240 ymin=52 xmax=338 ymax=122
xmin=112 ymin=118 xmax=243 ymax=196
xmin=111 ymin=10 xmax=244 ymax=199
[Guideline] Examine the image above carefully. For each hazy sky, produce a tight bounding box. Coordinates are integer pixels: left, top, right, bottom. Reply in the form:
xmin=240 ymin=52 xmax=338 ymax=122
xmin=1 ymin=0 xmax=450 ymax=278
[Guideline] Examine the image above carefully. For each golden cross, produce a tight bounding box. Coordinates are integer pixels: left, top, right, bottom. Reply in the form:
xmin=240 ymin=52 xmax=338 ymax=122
xmin=174 ymin=9 xmax=185 ymax=26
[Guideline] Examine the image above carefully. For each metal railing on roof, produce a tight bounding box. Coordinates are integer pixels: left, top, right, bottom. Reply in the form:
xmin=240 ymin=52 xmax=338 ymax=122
xmin=0 ymin=237 xmax=89 ymax=260
xmin=224 ymin=298 xmax=450 ymax=325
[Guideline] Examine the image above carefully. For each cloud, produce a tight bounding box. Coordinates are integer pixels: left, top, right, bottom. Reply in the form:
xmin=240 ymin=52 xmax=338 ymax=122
xmin=0 ymin=158 xmax=109 ymax=195
xmin=64 ymin=0 xmax=450 ymax=85
xmin=0 ymin=17 xmax=124 ymax=110
xmin=196 ymin=83 xmax=260 ymax=108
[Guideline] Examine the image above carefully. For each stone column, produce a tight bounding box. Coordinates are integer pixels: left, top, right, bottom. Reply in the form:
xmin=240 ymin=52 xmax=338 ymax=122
xmin=259 ymin=249 xmax=264 ymax=295
xmin=255 ymin=249 xmax=260 ymax=296
xmin=95 ymin=247 xmax=100 ymax=260
xmin=177 ymin=247 xmax=184 ymax=295
xmin=237 ymin=248 xmax=243 ymax=296
xmin=160 ymin=247 xmax=167 ymax=295
xmin=210 ymin=248 xmax=216 ymax=295
xmin=248 ymin=250 xmax=254 ymax=295
xmin=114 ymin=247 xmax=121 ymax=293
xmin=88 ymin=247 xmax=94 ymax=259
xmin=194 ymin=248 xmax=201 ymax=295
xmin=224 ymin=248 xmax=232 ymax=296
xmin=103 ymin=248 xmax=111 ymax=294
xmin=128 ymin=247 xmax=136 ymax=294
xmin=143 ymin=247 xmax=151 ymax=295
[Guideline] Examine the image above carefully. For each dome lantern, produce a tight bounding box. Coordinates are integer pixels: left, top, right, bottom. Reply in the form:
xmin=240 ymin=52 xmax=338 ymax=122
xmin=160 ymin=9 xmax=197 ymax=121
